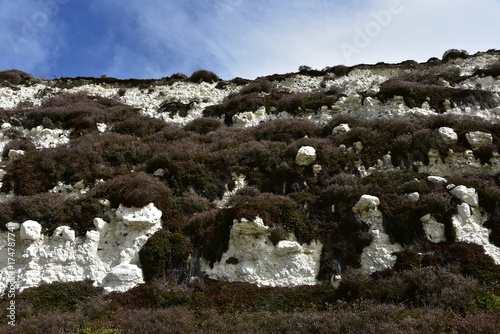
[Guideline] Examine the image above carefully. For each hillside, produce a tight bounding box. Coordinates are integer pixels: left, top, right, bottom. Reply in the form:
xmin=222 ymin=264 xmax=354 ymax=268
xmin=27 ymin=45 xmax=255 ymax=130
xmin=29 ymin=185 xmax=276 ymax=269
xmin=0 ymin=49 xmax=499 ymax=332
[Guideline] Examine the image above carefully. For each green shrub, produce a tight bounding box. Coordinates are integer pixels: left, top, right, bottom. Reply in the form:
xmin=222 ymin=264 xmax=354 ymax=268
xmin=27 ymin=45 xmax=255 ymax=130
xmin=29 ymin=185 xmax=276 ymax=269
xmin=139 ymin=229 xmax=192 ymax=283
xmin=477 ymin=293 xmax=500 ymax=311
xmin=19 ymin=280 xmax=99 ymax=312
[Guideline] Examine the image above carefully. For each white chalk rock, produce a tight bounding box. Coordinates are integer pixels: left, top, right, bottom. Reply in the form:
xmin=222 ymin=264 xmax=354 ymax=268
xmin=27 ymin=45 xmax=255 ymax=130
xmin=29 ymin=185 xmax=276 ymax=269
xmin=353 ymin=195 xmax=402 ymax=274
xmin=6 ymin=222 xmax=20 ymax=231
xmin=20 ymin=220 xmax=42 ymax=241
xmin=438 ymin=127 xmax=458 ymax=144
xmin=450 ymin=185 xmax=479 ymax=208
xmin=275 ymin=240 xmax=303 ymax=256
xmin=466 ymin=131 xmax=493 ymax=150
xmin=96 ymin=123 xmax=107 ymax=133
xmin=116 ymin=203 xmax=162 ymax=228
xmin=201 ymin=216 xmax=322 ymax=287
xmin=352 ymin=195 xmax=380 ymax=223
xmin=101 ymin=263 xmax=143 ymax=293
xmin=93 ymin=218 xmax=108 ymax=232
xmin=332 ymin=123 xmax=351 ymax=135
xmin=295 ymin=146 xmax=317 ymax=166
xmin=52 ymin=226 xmax=76 ymax=242
xmin=8 ymin=149 xmax=25 ymax=160
xmin=312 ymin=164 xmax=322 ymax=175
xmin=421 ymin=214 xmax=446 ymax=243
xmin=331 ymin=275 xmax=342 ymax=289
xmin=407 ymin=192 xmax=420 ymax=202
xmin=427 ymin=176 xmax=447 ymax=184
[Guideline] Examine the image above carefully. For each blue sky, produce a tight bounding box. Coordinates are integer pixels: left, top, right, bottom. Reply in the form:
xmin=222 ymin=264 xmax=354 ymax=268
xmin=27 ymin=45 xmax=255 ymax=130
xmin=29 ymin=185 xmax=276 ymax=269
xmin=1 ymin=0 xmax=499 ymax=80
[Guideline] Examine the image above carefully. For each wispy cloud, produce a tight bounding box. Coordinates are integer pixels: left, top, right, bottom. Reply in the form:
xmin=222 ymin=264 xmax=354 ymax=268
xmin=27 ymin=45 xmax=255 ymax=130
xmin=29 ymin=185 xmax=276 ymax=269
xmin=1 ymin=0 xmax=499 ymax=80
xmin=0 ymin=0 xmax=68 ymax=77
xmin=90 ymin=0 xmax=500 ymax=80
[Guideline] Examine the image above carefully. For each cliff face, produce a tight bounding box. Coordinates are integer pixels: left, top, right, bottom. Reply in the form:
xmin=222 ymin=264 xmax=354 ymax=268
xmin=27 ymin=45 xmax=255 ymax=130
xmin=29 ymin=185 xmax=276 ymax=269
xmin=1 ymin=50 xmax=500 ymax=295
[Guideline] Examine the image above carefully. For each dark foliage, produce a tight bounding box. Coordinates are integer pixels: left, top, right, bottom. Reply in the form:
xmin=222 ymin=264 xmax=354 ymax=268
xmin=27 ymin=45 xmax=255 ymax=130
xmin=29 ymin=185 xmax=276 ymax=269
xmin=324 ymin=64 xmax=351 ymax=77
xmin=204 ymin=86 xmax=344 ymax=124
xmin=188 ymin=209 xmax=235 ymax=268
xmin=184 ymin=117 xmax=222 ymax=134
xmin=1 ymin=137 xmax=36 ymax=159
xmin=19 ymin=280 xmax=100 ymax=312
xmin=444 ymin=243 xmax=500 ymax=284
xmin=139 ymin=229 xmax=192 ymax=283
xmin=254 ymin=118 xmax=322 ymax=142
xmin=157 ymin=100 xmax=193 ymax=118
xmin=475 ymin=61 xmax=500 ymax=77
xmin=442 ymin=49 xmax=469 ymax=62
xmin=484 ymin=208 xmax=500 ymax=247
xmin=230 ymin=192 xmax=315 ymax=244
xmin=275 ymin=88 xmax=344 ymax=115
xmin=378 ymin=75 xmax=496 ymax=112
xmin=188 ymin=69 xmax=220 ymax=83
xmin=90 ymin=172 xmax=181 ymax=225
xmin=239 ymin=79 xmax=275 ymax=95
xmin=298 ymin=65 xmax=325 ymax=77
xmin=0 ymin=193 xmax=106 ymax=236
xmin=0 ymin=69 xmax=34 ymax=86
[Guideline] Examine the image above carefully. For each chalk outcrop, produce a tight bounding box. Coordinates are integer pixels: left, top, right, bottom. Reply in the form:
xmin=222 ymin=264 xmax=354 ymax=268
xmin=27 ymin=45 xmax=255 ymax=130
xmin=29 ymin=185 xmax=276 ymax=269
xmin=449 ymin=186 xmax=500 ymax=265
xmin=0 ymin=203 xmax=163 ymax=294
xmin=201 ymin=216 xmax=322 ymax=287
xmin=353 ymin=195 xmax=402 ymax=274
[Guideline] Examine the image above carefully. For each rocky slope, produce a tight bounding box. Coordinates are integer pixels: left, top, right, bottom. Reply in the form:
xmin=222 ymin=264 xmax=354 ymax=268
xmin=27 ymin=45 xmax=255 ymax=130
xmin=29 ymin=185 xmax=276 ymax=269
xmin=1 ymin=50 xmax=500 ymax=298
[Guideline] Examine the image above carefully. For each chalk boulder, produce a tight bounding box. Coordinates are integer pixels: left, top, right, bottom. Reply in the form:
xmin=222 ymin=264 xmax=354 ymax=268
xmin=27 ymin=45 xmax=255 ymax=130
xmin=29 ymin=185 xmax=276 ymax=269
xmin=20 ymin=220 xmax=42 ymax=241
xmin=466 ymin=131 xmax=493 ymax=150
xmin=438 ymin=127 xmax=458 ymax=144
xmin=295 ymin=146 xmax=317 ymax=166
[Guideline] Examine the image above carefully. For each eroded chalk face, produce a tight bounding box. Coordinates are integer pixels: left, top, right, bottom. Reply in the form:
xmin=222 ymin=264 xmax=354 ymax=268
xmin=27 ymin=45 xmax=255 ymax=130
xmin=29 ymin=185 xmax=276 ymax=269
xmin=201 ymin=216 xmax=323 ymax=287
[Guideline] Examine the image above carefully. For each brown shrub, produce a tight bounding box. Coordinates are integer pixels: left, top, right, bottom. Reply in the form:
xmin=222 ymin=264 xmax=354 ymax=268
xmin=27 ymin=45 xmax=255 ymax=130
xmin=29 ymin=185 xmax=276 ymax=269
xmin=378 ymin=66 xmax=496 ymax=112
xmin=90 ymin=173 xmax=181 ymax=225
xmin=254 ymin=118 xmax=322 ymax=143
xmin=0 ymin=69 xmax=34 ymax=85
xmin=188 ymin=69 xmax=220 ymax=83
xmin=184 ymin=117 xmax=222 ymax=134
xmin=442 ymin=48 xmax=469 ymax=62
xmin=1 ymin=137 xmax=36 ymax=159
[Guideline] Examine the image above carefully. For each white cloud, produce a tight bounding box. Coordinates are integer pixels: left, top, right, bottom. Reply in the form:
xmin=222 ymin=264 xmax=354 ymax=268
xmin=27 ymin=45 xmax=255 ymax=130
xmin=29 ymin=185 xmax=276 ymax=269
xmin=2 ymin=0 xmax=498 ymax=80
xmin=92 ymin=0 xmax=499 ymax=80
xmin=0 ymin=0 xmax=68 ymax=77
